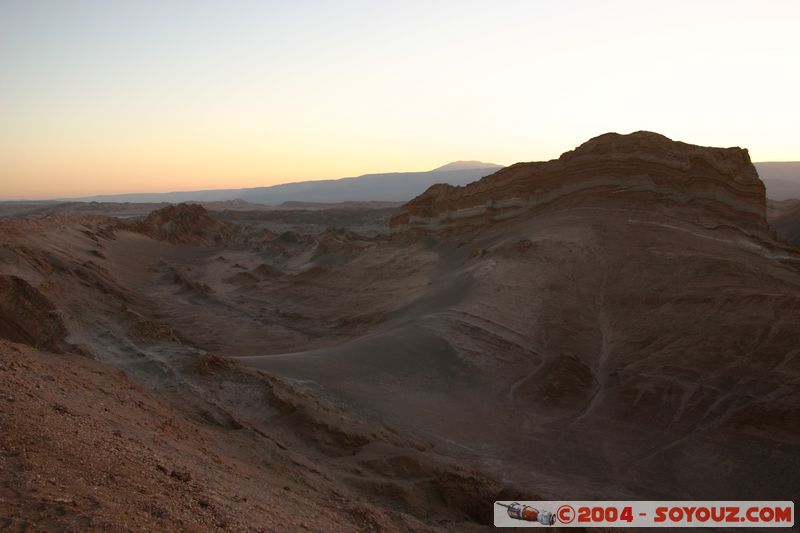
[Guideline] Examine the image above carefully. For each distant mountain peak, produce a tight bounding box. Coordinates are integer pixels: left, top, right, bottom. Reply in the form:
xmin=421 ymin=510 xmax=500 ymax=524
xmin=433 ymin=160 xmax=502 ymax=172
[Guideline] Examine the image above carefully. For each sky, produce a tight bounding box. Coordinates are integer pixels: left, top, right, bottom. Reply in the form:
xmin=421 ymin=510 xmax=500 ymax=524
xmin=1 ymin=0 xmax=798 ymax=200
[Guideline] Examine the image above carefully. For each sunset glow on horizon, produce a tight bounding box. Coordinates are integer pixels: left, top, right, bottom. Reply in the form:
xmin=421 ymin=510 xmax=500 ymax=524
xmin=1 ymin=0 xmax=798 ymax=200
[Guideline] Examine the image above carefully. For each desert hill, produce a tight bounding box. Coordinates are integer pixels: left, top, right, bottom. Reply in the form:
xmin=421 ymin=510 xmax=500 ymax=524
xmin=2 ymin=133 xmax=799 ymax=529
xmin=129 ymin=203 xmax=241 ymax=246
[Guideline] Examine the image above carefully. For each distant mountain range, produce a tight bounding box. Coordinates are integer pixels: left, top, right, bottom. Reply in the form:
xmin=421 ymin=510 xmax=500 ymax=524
xmin=432 ymin=160 xmax=502 ymax=172
xmin=757 ymin=162 xmax=800 ymax=200
xmin=28 ymin=160 xmax=800 ymax=205
xmin=61 ymin=162 xmax=504 ymax=205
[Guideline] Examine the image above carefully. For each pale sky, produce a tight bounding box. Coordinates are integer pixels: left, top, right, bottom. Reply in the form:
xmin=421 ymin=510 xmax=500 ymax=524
xmin=1 ymin=0 xmax=798 ymax=200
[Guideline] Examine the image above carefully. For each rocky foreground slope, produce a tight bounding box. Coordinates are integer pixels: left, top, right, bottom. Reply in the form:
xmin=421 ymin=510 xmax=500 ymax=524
xmin=2 ymin=132 xmax=800 ymax=530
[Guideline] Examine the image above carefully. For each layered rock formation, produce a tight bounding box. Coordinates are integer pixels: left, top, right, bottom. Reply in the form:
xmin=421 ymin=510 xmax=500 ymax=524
xmin=391 ymin=131 xmax=768 ymax=235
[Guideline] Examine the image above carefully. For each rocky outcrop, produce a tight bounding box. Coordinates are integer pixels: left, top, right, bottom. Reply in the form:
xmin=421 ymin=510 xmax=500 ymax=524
xmin=390 ymin=131 xmax=768 ymax=235
xmin=128 ymin=203 xmax=238 ymax=246
xmin=0 ymin=275 xmax=73 ymax=353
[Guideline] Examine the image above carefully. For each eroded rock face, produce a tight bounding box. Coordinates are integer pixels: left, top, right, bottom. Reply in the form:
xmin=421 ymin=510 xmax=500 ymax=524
xmin=390 ymin=131 xmax=767 ymax=235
